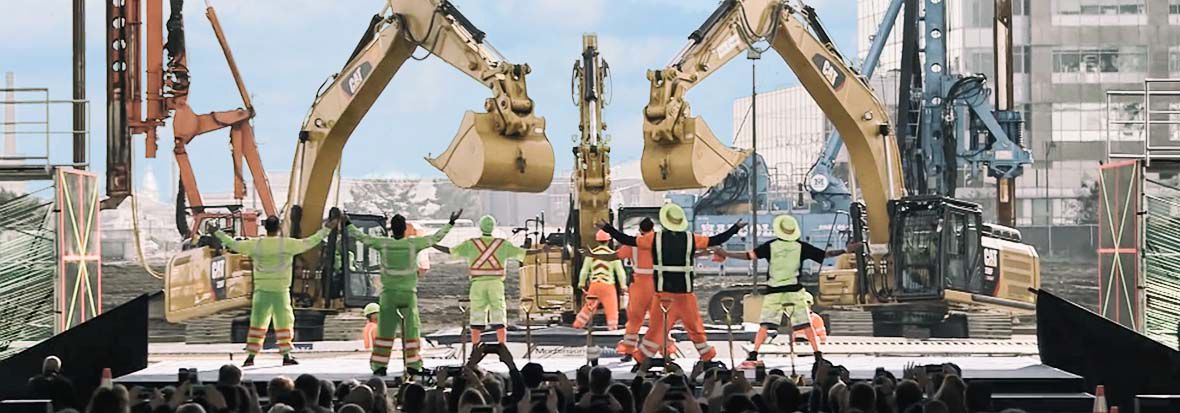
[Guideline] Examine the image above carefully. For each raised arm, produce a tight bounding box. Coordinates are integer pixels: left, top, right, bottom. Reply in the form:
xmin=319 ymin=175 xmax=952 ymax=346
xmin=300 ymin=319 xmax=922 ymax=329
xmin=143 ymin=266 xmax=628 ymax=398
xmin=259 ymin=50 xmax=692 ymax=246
xmin=600 ymin=223 xmax=637 ymax=246
xmin=291 ymin=227 xmax=332 ymax=254
xmin=347 ymin=223 xmax=383 ymax=247
xmin=706 ymin=221 xmax=745 ymax=246
xmin=213 ymin=230 xmax=252 ymax=254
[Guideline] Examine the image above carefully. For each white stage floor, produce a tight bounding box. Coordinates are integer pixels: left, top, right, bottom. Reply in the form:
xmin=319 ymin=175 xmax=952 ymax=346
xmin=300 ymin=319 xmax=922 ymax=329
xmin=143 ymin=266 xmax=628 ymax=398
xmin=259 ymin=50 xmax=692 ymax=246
xmin=118 ymin=337 xmax=1066 ymax=385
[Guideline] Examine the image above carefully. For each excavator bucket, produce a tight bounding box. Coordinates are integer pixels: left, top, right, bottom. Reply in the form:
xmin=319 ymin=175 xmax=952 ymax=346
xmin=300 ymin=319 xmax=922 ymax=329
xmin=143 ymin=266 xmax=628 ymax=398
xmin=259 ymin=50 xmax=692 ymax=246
xmin=641 ymin=116 xmax=750 ymax=191
xmin=428 ymin=111 xmax=555 ymax=193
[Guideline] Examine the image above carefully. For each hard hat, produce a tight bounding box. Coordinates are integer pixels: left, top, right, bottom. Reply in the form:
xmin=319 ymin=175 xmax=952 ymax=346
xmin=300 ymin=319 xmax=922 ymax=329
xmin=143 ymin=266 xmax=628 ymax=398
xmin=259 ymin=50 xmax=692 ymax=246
xmin=405 ymin=223 xmax=418 ymax=237
xmin=595 ymin=229 xmax=611 ymax=242
xmin=659 ymin=203 xmax=689 ymax=232
xmin=773 ymin=215 xmax=801 ymax=241
xmin=479 ymin=215 xmax=496 ymax=235
xmin=363 ymin=303 xmax=380 ymax=317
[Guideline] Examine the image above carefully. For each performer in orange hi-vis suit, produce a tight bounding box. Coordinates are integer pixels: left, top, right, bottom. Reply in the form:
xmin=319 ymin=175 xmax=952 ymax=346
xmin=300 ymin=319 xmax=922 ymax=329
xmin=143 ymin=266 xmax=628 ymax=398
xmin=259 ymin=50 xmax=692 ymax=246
xmin=573 ymin=230 xmax=627 ymax=330
xmin=598 ymin=204 xmax=744 ymax=362
xmin=584 ymin=218 xmax=662 ymax=356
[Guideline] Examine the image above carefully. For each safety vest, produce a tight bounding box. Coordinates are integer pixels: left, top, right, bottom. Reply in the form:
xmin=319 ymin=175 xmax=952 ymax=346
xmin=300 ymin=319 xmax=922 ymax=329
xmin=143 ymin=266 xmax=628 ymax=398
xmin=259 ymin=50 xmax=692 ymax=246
xmin=587 ymin=246 xmax=619 ymax=284
xmin=653 ymin=231 xmax=696 ymax=293
xmin=469 ymin=237 xmax=506 ymax=277
xmin=631 ymin=244 xmax=653 ymax=276
xmin=251 ymin=238 xmax=295 ymax=291
xmin=768 ymin=240 xmax=803 ymax=288
xmin=377 ymin=241 xmax=420 ymax=277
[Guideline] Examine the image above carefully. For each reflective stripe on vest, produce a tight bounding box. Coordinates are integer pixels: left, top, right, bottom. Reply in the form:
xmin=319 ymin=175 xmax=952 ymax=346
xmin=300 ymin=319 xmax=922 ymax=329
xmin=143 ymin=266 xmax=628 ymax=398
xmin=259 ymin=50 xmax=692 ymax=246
xmin=470 ymin=238 xmax=505 ymax=276
xmin=378 ymin=241 xmax=418 ymax=277
xmin=632 ymin=245 xmax=654 ymax=275
xmin=654 ymin=232 xmax=695 ymax=292
xmin=588 ymin=246 xmax=616 ymax=283
xmin=253 ymin=238 xmax=292 ymax=274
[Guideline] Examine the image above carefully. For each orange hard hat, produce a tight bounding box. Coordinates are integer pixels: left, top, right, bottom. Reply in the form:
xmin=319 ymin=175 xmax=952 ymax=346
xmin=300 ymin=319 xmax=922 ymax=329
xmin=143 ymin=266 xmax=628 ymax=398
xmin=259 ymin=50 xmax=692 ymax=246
xmin=595 ymin=229 xmax=610 ymax=242
xmin=405 ymin=223 xmax=417 ymax=236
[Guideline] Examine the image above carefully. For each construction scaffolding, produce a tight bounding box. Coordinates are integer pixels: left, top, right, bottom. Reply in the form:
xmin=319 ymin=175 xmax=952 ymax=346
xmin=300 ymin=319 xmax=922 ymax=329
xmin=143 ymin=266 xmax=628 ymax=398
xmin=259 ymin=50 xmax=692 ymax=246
xmin=1104 ymin=79 xmax=1180 ymax=349
xmin=0 ymin=87 xmax=90 ymax=181
xmin=1144 ymin=180 xmax=1180 ymax=350
xmin=0 ymin=186 xmax=56 ymax=358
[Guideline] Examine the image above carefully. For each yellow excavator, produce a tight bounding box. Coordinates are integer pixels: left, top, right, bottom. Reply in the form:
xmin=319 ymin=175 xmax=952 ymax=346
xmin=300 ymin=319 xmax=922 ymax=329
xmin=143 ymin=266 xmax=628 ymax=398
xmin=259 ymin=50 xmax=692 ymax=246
xmin=649 ymin=0 xmax=1039 ymax=338
xmin=518 ymin=34 xmax=614 ymax=322
xmin=163 ymin=0 xmax=555 ymax=322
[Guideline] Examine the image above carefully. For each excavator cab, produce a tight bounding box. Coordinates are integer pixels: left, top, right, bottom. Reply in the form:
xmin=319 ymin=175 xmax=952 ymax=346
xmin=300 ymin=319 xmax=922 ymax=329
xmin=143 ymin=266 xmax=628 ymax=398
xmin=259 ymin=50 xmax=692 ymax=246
xmin=889 ymin=196 xmax=985 ymax=301
xmin=641 ymin=70 xmax=750 ymax=191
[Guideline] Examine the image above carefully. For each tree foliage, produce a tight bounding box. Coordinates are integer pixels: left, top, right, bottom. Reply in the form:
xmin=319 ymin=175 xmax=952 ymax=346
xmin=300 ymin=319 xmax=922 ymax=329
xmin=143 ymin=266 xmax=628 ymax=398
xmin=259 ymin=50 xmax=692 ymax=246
xmin=1075 ymin=179 xmax=1100 ymax=225
xmin=342 ymin=179 xmax=482 ymax=219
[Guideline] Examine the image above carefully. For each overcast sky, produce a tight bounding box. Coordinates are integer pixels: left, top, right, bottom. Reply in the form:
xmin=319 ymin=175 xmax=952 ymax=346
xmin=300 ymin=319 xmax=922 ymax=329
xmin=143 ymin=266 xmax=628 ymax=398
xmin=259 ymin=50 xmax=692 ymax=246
xmin=1 ymin=0 xmax=858 ymax=200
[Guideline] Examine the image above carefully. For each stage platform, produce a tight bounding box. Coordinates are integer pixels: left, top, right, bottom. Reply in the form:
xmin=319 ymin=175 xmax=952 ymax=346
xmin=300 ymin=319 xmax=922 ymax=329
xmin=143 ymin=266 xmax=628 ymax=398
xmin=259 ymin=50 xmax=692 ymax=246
xmin=117 ymin=336 xmax=1095 ymax=411
xmin=118 ymin=335 xmax=1068 ymax=385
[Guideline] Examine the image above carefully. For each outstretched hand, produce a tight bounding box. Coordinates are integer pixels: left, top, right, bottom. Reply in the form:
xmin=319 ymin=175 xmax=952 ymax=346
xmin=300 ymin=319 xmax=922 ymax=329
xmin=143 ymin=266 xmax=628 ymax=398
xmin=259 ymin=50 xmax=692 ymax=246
xmin=732 ymin=219 xmax=747 ymax=230
xmin=595 ymin=219 xmax=610 ymax=230
xmin=449 ymin=209 xmax=464 ymax=226
xmin=845 ymin=241 xmax=863 ymax=253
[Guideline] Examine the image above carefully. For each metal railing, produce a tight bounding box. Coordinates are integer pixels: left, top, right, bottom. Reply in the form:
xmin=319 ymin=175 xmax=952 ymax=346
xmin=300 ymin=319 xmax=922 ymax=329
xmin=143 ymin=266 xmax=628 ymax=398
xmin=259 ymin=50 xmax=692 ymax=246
xmin=1106 ymin=79 xmax=1180 ymax=165
xmin=0 ymin=88 xmax=89 ymax=180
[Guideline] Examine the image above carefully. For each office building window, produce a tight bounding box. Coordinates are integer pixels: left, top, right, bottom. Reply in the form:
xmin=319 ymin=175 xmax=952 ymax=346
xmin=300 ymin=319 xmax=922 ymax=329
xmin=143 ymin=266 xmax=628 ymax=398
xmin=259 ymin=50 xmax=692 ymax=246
xmin=1014 ymin=0 xmax=1029 ymax=16
xmin=1051 ymin=47 xmax=1146 ymax=83
xmin=1052 ymin=102 xmax=1144 ymax=142
xmin=1171 ymin=0 xmax=1180 ymax=23
xmin=1170 ymin=47 xmax=1180 ymax=75
xmin=1053 ymin=0 xmax=1146 ymax=25
xmin=1014 ymin=46 xmax=1030 ymax=74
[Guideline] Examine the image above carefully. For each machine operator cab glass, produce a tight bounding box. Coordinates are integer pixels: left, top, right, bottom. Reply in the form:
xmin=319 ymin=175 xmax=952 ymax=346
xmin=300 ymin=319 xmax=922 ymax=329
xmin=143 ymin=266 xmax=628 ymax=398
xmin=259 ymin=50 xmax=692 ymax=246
xmin=891 ymin=196 xmax=985 ymax=300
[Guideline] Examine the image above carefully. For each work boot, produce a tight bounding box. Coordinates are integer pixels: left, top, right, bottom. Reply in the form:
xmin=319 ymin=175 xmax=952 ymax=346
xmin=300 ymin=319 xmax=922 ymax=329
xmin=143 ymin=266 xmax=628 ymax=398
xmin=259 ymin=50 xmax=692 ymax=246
xmin=282 ymin=355 xmax=299 ymax=366
xmin=373 ymin=367 xmax=388 ymax=376
xmin=242 ymin=356 xmax=255 ymax=367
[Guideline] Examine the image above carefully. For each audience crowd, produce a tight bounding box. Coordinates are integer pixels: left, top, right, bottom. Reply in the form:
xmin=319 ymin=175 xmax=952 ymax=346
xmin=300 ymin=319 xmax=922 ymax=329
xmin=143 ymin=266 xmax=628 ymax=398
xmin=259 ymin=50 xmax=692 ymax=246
xmin=23 ymin=350 xmax=1035 ymax=413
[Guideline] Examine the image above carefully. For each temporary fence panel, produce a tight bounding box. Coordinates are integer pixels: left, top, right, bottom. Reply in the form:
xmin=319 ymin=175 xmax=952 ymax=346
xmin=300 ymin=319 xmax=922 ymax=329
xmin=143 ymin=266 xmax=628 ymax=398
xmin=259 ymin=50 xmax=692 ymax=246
xmin=56 ymin=169 xmax=102 ymax=332
xmin=1096 ymin=160 xmax=1141 ymax=330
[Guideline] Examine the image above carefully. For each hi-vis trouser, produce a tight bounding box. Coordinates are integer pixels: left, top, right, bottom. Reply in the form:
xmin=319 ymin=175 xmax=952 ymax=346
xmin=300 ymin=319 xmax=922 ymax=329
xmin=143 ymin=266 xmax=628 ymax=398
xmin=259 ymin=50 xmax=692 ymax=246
xmin=469 ymin=277 xmax=508 ymax=330
xmin=574 ymin=282 xmax=619 ymax=330
xmin=634 ymin=233 xmax=714 ymax=361
xmin=617 ymin=256 xmax=655 ymax=354
xmin=634 ymin=292 xmax=714 ymax=362
xmin=370 ymin=288 xmax=422 ymax=371
xmin=369 ymin=242 xmax=424 ymax=372
xmin=246 ymin=290 xmax=295 ymax=356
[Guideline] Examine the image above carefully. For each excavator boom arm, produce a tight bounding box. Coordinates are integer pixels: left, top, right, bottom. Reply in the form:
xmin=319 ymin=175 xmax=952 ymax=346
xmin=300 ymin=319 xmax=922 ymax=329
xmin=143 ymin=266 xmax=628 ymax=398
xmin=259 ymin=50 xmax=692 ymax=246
xmin=286 ymin=0 xmax=553 ymax=237
xmin=649 ymin=0 xmax=903 ymax=243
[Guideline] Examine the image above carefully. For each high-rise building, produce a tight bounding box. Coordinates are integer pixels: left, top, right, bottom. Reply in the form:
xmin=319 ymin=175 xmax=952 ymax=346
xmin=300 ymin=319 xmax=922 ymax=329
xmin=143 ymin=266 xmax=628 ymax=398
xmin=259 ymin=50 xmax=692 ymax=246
xmin=857 ymin=0 xmax=1175 ymax=226
xmin=732 ymin=87 xmax=834 ymax=193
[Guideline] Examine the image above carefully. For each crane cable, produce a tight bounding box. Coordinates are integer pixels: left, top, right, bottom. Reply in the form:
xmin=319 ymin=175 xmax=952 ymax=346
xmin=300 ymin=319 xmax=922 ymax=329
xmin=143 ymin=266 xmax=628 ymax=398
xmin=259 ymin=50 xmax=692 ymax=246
xmin=129 ymin=191 xmax=165 ymax=279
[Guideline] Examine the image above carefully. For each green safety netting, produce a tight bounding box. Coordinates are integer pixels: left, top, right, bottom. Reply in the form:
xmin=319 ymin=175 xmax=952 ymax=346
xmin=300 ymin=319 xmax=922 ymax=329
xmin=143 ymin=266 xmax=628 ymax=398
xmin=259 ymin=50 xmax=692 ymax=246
xmin=1145 ymin=193 xmax=1180 ymax=350
xmin=0 ymin=189 xmax=55 ymax=359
